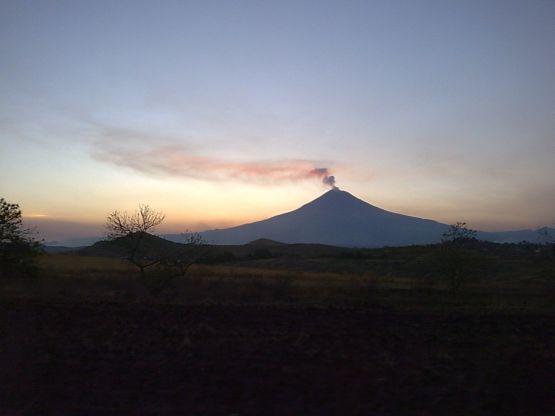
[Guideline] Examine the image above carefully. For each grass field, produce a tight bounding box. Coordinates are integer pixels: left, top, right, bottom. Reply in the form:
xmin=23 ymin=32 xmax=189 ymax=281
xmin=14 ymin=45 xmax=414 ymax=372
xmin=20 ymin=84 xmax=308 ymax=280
xmin=1 ymin=250 xmax=553 ymax=313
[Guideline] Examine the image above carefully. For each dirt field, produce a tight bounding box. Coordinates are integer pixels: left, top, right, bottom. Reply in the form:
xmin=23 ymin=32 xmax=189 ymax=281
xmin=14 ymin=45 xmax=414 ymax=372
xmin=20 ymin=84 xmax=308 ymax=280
xmin=2 ymin=300 xmax=553 ymax=415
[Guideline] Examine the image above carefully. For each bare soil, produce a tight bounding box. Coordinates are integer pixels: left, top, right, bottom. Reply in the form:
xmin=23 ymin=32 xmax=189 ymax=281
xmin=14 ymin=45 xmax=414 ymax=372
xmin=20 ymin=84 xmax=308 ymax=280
xmin=1 ymin=301 xmax=554 ymax=415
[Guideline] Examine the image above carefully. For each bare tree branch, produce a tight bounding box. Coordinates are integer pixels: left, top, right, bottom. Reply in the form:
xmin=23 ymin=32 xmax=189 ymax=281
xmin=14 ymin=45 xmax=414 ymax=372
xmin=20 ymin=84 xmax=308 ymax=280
xmin=106 ymin=205 xmax=165 ymax=239
xmin=104 ymin=207 xmax=204 ymax=298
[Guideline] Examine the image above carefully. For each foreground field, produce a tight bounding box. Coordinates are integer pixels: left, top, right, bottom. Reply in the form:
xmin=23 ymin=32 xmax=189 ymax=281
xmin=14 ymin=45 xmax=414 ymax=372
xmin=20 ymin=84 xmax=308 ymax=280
xmin=2 ymin=253 xmax=554 ymax=313
xmin=1 ymin=251 xmax=554 ymax=414
xmin=2 ymin=301 xmax=554 ymax=415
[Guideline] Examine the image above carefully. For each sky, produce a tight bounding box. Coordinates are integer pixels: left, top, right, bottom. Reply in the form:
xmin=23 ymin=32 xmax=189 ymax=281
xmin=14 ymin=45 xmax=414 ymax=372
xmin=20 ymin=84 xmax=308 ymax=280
xmin=1 ymin=0 xmax=554 ymax=242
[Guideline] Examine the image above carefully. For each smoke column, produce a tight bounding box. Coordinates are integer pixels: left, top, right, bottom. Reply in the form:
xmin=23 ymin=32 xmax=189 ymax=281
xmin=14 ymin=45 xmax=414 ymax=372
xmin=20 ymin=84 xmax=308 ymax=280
xmin=309 ymin=168 xmax=338 ymax=189
xmin=323 ymin=175 xmax=338 ymax=189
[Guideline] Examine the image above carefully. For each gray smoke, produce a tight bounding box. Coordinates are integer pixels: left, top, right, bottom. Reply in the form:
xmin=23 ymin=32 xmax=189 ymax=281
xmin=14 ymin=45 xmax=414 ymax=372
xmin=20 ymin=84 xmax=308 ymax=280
xmin=323 ymin=175 xmax=338 ymax=189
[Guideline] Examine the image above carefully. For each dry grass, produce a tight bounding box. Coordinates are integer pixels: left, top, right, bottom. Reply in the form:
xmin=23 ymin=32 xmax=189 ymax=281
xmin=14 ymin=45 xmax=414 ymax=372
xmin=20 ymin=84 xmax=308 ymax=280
xmin=0 ymin=254 xmax=551 ymax=314
xmin=39 ymin=254 xmax=134 ymax=274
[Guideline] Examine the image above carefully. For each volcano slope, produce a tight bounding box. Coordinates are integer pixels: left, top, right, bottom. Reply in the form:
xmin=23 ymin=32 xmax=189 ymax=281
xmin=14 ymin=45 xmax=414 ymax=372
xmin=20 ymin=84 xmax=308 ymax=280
xmin=168 ymin=189 xmax=449 ymax=247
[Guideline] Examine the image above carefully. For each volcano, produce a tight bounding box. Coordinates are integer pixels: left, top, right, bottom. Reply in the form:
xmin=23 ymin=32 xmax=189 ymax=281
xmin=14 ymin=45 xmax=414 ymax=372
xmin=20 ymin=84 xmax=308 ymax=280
xmin=190 ymin=189 xmax=449 ymax=247
xmin=43 ymin=189 xmax=553 ymax=248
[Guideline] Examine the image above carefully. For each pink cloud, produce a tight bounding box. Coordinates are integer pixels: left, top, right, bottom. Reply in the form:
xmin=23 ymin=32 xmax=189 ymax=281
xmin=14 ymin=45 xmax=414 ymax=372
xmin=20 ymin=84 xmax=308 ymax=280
xmin=94 ymin=143 xmax=335 ymax=185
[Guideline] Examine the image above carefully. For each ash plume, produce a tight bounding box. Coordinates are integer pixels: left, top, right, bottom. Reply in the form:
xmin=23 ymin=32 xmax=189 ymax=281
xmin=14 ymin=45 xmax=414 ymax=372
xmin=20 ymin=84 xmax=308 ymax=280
xmin=323 ymin=175 xmax=338 ymax=189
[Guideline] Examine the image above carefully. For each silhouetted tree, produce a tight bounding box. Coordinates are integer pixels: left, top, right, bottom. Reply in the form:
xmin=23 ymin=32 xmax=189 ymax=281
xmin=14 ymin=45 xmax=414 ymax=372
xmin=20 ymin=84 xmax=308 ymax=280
xmin=536 ymin=226 xmax=555 ymax=298
xmin=106 ymin=205 xmax=165 ymax=277
xmin=149 ymin=232 xmax=206 ymax=297
xmin=439 ymin=222 xmax=479 ymax=294
xmin=106 ymin=205 xmax=205 ymax=297
xmin=0 ymin=198 xmax=40 ymax=276
xmin=537 ymin=227 xmax=555 ymax=256
xmin=442 ymin=222 xmax=477 ymax=244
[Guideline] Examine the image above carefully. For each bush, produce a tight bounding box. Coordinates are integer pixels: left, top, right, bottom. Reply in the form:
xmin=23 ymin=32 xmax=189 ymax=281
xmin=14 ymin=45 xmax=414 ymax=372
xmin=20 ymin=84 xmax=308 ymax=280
xmin=437 ymin=223 xmax=488 ymax=294
xmin=0 ymin=198 xmax=41 ymax=277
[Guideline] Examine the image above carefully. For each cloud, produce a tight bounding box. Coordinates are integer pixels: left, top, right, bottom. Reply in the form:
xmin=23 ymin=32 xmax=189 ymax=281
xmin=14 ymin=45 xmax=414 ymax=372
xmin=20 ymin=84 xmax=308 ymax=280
xmin=92 ymin=137 xmax=335 ymax=185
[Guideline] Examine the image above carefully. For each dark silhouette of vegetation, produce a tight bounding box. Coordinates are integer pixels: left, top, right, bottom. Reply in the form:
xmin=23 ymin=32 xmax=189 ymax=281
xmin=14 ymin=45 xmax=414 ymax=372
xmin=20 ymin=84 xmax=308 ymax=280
xmin=537 ymin=226 xmax=555 ymax=257
xmin=0 ymin=198 xmax=41 ymax=277
xmin=106 ymin=205 xmax=205 ymax=296
xmin=537 ymin=226 xmax=553 ymax=244
xmin=438 ymin=222 xmax=482 ymax=294
xmin=535 ymin=226 xmax=555 ymax=298
xmin=442 ymin=222 xmax=477 ymax=243
xmin=106 ymin=204 xmax=166 ymax=277
xmin=147 ymin=232 xmax=206 ymax=297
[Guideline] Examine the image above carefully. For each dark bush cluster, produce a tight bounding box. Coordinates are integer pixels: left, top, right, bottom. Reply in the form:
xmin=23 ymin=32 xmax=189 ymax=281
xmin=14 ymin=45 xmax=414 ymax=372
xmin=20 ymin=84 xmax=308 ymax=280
xmin=0 ymin=198 xmax=41 ymax=277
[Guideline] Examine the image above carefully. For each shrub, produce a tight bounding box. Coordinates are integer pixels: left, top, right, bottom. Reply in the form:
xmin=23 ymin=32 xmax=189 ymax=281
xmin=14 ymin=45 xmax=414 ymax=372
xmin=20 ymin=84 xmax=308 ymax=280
xmin=0 ymin=198 xmax=41 ymax=277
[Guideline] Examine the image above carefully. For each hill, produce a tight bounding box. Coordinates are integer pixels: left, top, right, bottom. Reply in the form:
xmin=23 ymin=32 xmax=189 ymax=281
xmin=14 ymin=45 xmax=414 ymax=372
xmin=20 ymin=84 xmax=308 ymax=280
xmin=78 ymin=232 xmax=186 ymax=258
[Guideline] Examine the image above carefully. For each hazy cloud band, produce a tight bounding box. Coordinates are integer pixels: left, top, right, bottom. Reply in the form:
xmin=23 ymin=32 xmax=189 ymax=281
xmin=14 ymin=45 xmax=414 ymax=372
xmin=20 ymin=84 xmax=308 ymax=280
xmin=93 ymin=142 xmax=335 ymax=185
